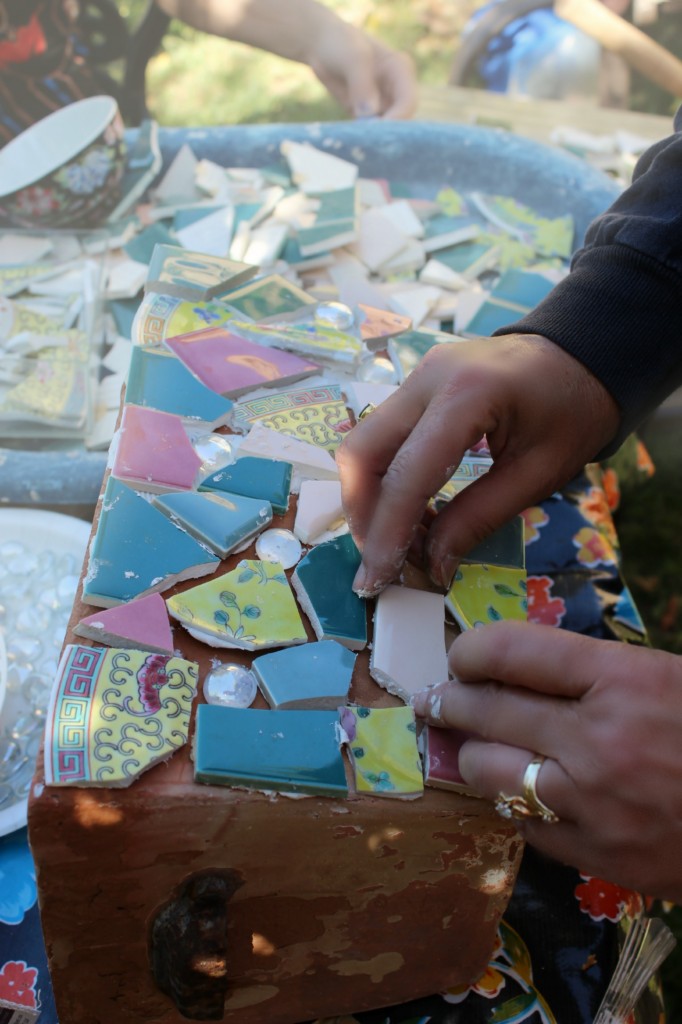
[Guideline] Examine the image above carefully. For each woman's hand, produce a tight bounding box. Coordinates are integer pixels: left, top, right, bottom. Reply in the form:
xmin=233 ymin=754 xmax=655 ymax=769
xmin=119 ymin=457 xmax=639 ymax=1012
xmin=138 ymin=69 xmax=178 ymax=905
xmin=413 ymin=620 xmax=682 ymax=902
xmin=336 ymin=334 xmax=619 ymax=596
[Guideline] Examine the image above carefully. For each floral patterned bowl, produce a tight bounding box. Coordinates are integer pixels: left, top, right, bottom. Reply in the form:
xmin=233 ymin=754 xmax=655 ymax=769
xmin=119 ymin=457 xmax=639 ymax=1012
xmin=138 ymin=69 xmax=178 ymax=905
xmin=0 ymin=95 xmax=127 ymax=229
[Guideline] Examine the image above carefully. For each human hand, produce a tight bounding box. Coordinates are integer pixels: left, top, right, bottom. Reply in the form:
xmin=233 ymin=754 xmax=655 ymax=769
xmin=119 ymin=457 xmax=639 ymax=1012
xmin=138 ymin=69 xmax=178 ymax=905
xmin=305 ymin=18 xmax=416 ymax=119
xmin=412 ymin=620 xmax=682 ymax=902
xmin=336 ymin=334 xmax=620 ymax=596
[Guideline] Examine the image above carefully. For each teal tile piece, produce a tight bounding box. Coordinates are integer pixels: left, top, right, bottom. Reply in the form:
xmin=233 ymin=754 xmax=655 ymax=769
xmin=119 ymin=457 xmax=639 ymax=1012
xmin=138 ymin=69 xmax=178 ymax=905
xmin=111 ymin=298 xmax=139 ymax=339
xmin=199 ymin=457 xmax=292 ymax=515
xmin=464 ymin=301 xmax=520 ymax=337
xmin=492 ymin=269 xmax=555 ymax=308
xmin=292 ymin=534 xmax=367 ymax=650
xmin=173 ymin=205 xmax=228 ymax=232
xmin=252 ymin=640 xmax=356 ymax=709
xmin=424 ymin=213 xmax=481 ymax=241
xmin=125 ymin=346 xmax=234 ymax=429
xmin=83 ymin=477 xmax=219 ymax=607
xmin=124 ymin=223 xmax=176 ymax=265
xmin=194 ymin=704 xmax=348 ymax=797
xmin=311 ymin=187 xmax=357 ymax=224
xmin=461 ymin=515 xmax=526 ymax=569
xmin=152 ymin=490 xmax=273 ymax=559
xmin=436 ymin=240 xmax=497 ymax=275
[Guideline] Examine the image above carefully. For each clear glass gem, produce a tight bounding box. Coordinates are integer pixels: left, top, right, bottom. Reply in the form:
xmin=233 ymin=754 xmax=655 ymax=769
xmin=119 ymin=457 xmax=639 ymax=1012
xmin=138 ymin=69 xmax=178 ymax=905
xmin=192 ymin=432 xmax=234 ymax=472
xmin=255 ymin=529 xmax=302 ymax=569
xmin=357 ymin=356 xmax=398 ymax=384
xmin=203 ymin=663 xmax=258 ymax=709
xmin=314 ymin=301 xmax=355 ymax=331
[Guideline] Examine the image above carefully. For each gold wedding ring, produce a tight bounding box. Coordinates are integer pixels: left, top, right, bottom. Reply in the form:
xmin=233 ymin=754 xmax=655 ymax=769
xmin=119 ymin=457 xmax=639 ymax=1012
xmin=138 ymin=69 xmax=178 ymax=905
xmin=494 ymin=754 xmax=559 ymax=824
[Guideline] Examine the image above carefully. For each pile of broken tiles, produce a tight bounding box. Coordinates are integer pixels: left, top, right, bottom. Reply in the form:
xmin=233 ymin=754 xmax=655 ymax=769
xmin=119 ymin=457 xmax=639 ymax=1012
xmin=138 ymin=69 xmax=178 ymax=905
xmin=44 ymin=139 xmax=543 ymax=802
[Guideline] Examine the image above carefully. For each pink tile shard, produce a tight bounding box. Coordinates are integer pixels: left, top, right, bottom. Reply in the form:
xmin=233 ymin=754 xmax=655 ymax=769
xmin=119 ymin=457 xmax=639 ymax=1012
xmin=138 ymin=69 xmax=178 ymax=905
xmin=163 ymin=326 xmax=319 ymax=398
xmin=74 ymin=593 xmax=175 ymax=654
xmin=112 ymin=405 xmax=202 ymax=492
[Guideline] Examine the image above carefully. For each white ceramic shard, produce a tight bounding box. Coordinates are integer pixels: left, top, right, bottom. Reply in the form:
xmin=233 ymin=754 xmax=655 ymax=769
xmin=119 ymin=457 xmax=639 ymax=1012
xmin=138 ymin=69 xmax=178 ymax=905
xmin=370 ymin=585 xmax=448 ymax=704
xmin=352 ymin=207 xmax=408 ymax=273
xmin=343 ymin=381 xmax=398 ymax=420
xmin=281 ymin=141 xmax=358 ymax=194
xmin=236 ymin=422 xmax=339 ymax=486
xmin=293 ymin=480 xmax=345 ymax=544
xmin=379 ymin=200 xmax=425 ymax=239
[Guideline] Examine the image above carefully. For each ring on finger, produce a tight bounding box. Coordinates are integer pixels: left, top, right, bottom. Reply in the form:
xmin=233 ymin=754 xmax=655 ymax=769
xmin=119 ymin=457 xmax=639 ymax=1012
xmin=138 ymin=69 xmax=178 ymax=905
xmin=494 ymin=754 xmax=560 ymax=824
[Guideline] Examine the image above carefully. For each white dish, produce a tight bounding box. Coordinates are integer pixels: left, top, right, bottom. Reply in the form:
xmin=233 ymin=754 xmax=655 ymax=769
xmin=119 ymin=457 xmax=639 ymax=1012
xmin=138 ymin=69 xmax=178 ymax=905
xmin=0 ymin=507 xmax=91 ymax=837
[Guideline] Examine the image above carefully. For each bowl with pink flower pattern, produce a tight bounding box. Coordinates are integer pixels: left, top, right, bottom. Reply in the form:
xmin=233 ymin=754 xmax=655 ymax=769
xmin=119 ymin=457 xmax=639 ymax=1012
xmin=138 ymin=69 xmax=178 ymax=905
xmin=0 ymin=95 xmax=127 ymax=229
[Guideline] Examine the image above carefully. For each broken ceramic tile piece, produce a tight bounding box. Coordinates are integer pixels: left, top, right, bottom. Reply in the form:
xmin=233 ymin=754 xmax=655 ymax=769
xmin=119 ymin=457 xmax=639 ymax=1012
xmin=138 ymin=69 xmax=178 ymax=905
xmin=236 ymin=422 xmax=339 ymax=485
xmin=199 ymin=455 xmax=292 ymax=515
xmin=387 ymin=327 xmax=458 ymax=383
xmin=252 ymin=640 xmax=356 ymax=710
xmin=220 ymin=273 xmax=316 ymax=322
xmin=45 ymin=644 xmax=198 ymax=787
xmin=370 ymin=585 xmax=448 ymax=704
xmin=73 ymin=593 xmax=175 ymax=654
xmin=151 ymin=490 xmax=273 ymax=559
xmin=194 ymin=704 xmax=348 ymax=796
xmin=83 ymin=476 xmax=219 ymax=608
xmin=166 ymin=558 xmax=307 ymax=651
xmin=231 ymin=381 xmax=351 ymax=451
xmin=356 ymin=303 xmax=412 ymax=350
xmin=462 ymin=516 xmax=526 ymax=570
xmin=124 ymin=346 xmax=234 ymax=430
xmin=231 ymin=319 xmax=362 ymax=364
xmin=132 ymin=291 xmax=242 ymax=348
xmin=339 ymin=705 xmax=423 ymax=798
xmin=445 ymin=563 xmax=527 ymax=630
xmin=281 ymin=141 xmax=358 ymax=194
xmin=164 ymin=327 xmax=319 ymax=398
xmin=293 ymin=479 xmax=346 ymax=545
xmin=292 ymin=534 xmax=367 ymax=650
xmin=144 ymin=243 xmax=257 ymax=301
xmin=422 ymin=725 xmax=478 ymax=796
xmin=111 ymin=405 xmax=203 ymax=493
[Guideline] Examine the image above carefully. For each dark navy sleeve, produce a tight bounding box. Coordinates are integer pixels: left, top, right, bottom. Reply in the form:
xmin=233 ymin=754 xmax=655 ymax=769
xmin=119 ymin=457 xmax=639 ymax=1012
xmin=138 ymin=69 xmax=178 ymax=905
xmin=495 ymin=105 xmax=682 ymax=453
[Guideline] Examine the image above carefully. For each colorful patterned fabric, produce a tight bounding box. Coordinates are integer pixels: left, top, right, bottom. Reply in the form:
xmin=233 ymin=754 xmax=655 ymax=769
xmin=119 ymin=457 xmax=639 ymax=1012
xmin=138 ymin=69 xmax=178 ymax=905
xmin=0 ymin=1 xmax=114 ymax=144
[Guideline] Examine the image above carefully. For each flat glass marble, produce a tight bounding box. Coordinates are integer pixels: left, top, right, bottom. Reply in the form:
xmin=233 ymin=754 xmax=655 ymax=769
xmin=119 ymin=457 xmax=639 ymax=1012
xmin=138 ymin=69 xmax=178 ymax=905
xmin=83 ymin=477 xmax=219 ymax=608
xmin=191 ymin=432 xmax=234 ymax=473
xmin=74 ymin=592 xmax=174 ymax=654
xmin=292 ymin=534 xmax=367 ymax=650
xmin=193 ymin=704 xmax=348 ymax=797
xmin=199 ymin=456 xmax=292 ymax=515
xmin=252 ymin=640 xmax=356 ymax=710
xmin=203 ymin=663 xmax=258 ymax=709
xmin=112 ymin=405 xmax=202 ymax=493
xmin=166 ymin=559 xmax=307 ymax=651
xmin=231 ymin=381 xmax=351 ymax=452
xmin=370 ymin=585 xmax=448 ymax=704
xmin=315 ymin=300 xmax=354 ymax=330
xmin=164 ymin=327 xmax=319 ymax=398
xmin=255 ymin=529 xmax=302 ymax=570
xmin=445 ymin=563 xmax=527 ymax=630
xmin=45 ymin=645 xmax=198 ymax=787
xmin=339 ymin=705 xmax=423 ymax=798
xmin=151 ymin=490 xmax=273 ymax=559
xmin=124 ymin=346 xmax=234 ymax=430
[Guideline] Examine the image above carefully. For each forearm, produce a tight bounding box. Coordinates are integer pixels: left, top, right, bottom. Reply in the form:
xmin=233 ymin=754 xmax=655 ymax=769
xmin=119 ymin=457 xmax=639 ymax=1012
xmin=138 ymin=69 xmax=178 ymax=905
xmin=496 ymin=105 xmax=682 ymax=452
xmin=154 ymin=0 xmax=337 ymax=64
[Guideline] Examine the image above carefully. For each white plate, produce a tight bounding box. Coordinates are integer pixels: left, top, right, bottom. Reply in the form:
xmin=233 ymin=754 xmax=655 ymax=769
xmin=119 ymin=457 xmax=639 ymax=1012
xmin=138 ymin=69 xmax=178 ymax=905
xmin=0 ymin=507 xmax=91 ymax=836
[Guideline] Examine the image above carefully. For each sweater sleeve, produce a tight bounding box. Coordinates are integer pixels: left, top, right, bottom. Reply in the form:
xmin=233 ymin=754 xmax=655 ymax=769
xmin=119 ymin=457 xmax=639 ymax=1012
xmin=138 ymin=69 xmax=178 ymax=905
xmin=494 ymin=105 xmax=682 ymax=453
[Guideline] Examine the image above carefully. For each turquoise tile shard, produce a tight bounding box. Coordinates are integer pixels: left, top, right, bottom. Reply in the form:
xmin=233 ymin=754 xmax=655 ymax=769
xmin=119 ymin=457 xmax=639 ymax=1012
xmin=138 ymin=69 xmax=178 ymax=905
xmin=199 ymin=456 xmax=292 ymax=515
xmin=462 ymin=515 xmax=526 ymax=569
xmin=151 ymin=490 xmax=273 ymax=560
xmin=252 ymin=640 xmax=356 ymax=710
xmin=166 ymin=559 xmax=307 ymax=651
xmin=83 ymin=477 xmax=219 ymax=608
xmin=292 ymin=534 xmax=367 ymax=650
xmin=144 ymin=244 xmax=257 ymax=301
xmin=125 ymin=346 xmax=234 ymax=430
xmin=194 ymin=704 xmax=348 ymax=797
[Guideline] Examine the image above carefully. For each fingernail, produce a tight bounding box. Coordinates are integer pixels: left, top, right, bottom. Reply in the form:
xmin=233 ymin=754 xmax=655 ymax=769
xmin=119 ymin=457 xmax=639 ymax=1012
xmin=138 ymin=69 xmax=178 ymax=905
xmin=431 ymin=554 xmax=458 ymax=591
xmin=352 ymin=564 xmax=381 ymax=598
xmin=411 ymin=686 xmax=443 ymax=721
